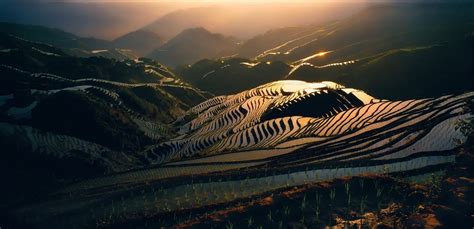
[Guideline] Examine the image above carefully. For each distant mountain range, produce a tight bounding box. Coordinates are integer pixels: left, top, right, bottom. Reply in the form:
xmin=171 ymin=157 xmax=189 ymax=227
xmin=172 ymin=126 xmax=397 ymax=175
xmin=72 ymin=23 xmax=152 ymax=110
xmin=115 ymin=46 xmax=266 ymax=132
xmin=179 ymin=2 xmax=474 ymax=99
xmin=242 ymin=3 xmax=474 ymax=64
xmin=147 ymin=27 xmax=238 ymax=67
xmin=6 ymin=2 xmax=473 ymax=70
xmin=142 ymin=3 xmax=363 ymax=40
xmin=2 ymin=2 xmax=473 ymax=98
xmin=0 ymin=22 xmax=137 ymax=60
xmin=0 ymin=22 xmax=236 ymax=66
xmin=0 ymin=1 xmax=364 ymax=67
xmin=0 ymin=1 xmax=185 ymax=39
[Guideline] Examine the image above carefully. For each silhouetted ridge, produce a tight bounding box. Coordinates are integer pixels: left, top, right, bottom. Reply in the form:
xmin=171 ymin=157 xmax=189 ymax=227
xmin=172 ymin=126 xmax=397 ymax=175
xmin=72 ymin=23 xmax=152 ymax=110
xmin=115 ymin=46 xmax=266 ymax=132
xmin=147 ymin=27 xmax=238 ymax=67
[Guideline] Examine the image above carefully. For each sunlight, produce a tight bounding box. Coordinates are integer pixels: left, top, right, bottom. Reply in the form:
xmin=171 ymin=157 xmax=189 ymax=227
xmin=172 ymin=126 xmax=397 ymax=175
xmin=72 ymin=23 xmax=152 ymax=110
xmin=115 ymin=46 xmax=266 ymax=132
xmin=315 ymin=51 xmax=330 ymax=57
xmin=294 ymin=51 xmax=333 ymax=64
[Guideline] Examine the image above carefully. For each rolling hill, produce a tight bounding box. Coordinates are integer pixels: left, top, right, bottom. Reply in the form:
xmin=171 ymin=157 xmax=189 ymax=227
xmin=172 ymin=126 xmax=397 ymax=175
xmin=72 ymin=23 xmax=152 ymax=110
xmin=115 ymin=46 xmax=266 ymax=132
xmin=246 ymin=3 xmax=474 ymax=65
xmin=288 ymin=38 xmax=474 ymax=100
xmin=237 ymin=26 xmax=308 ymax=58
xmin=177 ymin=36 xmax=473 ymax=99
xmin=0 ymin=22 xmax=137 ymax=59
xmin=0 ymin=22 xmax=167 ymax=59
xmin=177 ymin=58 xmax=290 ymax=95
xmin=0 ymin=33 xmax=212 ymax=208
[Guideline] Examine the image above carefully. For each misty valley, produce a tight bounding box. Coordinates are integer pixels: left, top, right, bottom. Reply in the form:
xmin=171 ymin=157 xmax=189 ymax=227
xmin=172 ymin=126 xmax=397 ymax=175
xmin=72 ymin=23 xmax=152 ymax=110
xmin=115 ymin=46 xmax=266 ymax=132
xmin=0 ymin=1 xmax=473 ymax=228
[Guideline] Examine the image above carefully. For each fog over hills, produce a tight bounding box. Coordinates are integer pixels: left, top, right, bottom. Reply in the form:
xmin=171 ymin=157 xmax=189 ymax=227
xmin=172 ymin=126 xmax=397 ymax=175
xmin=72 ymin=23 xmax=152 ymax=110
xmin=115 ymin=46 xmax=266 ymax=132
xmin=113 ymin=30 xmax=164 ymax=57
xmin=0 ymin=1 xmax=365 ymax=40
xmin=142 ymin=3 xmax=364 ymax=40
xmin=0 ymin=22 xmax=137 ymax=59
xmin=0 ymin=0 xmax=193 ymax=40
xmin=148 ymin=27 xmax=239 ymax=67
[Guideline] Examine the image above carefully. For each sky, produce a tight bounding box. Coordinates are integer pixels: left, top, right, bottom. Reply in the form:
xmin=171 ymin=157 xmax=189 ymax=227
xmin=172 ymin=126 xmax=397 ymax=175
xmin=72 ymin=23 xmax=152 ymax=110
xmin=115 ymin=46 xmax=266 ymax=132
xmin=0 ymin=0 xmax=370 ymax=39
xmin=0 ymin=0 xmax=186 ymax=39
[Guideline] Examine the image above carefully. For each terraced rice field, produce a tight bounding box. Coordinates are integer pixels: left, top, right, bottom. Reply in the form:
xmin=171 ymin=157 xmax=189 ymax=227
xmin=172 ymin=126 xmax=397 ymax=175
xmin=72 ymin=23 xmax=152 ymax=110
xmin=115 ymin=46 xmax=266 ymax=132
xmin=8 ymin=80 xmax=473 ymax=228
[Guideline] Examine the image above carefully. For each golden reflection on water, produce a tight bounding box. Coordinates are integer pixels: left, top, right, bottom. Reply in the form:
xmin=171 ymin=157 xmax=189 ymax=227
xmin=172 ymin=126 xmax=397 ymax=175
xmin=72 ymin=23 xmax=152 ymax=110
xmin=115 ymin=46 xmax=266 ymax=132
xmin=295 ymin=50 xmax=333 ymax=64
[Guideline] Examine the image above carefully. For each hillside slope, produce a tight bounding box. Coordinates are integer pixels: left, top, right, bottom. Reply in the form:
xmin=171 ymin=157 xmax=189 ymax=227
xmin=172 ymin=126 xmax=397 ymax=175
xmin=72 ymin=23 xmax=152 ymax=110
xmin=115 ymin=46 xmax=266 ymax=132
xmin=250 ymin=3 xmax=474 ymax=65
xmin=0 ymin=34 xmax=212 ymax=206
xmin=179 ymin=3 xmax=473 ymax=98
xmin=288 ymin=38 xmax=474 ymax=100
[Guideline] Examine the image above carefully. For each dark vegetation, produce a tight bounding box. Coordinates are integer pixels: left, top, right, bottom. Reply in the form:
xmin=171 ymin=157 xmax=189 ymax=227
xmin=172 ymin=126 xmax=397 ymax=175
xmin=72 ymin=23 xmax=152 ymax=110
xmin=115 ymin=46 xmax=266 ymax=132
xmin=102 ymin=146 xmax=474 ymax=229
xmin=31 ymin=90 xmax=152 ymax=151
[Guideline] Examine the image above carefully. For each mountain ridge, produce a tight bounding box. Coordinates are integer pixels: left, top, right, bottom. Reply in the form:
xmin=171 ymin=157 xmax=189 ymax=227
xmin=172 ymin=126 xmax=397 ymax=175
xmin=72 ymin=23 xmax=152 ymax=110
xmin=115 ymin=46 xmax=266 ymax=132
xmin=148 ymin=27 xmax=239 ymax=67
xmin=113 ymin=29 xmax=164 ymax=57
